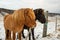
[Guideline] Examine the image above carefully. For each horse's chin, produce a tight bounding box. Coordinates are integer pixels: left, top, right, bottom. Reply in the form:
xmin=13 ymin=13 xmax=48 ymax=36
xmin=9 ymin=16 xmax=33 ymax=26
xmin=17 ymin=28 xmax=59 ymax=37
xmin=38 ymin=20 xmax=46 ymax=24
xmin=41 ymin=22 xmax=46 ymax=24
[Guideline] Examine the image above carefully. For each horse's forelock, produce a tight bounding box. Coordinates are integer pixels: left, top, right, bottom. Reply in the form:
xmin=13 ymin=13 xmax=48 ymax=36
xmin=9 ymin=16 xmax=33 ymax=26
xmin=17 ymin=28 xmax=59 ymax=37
xmin=24 ymin=8 xmax=36 ymax=28
xmin=38 ymin=9 xmax=44 ymax=15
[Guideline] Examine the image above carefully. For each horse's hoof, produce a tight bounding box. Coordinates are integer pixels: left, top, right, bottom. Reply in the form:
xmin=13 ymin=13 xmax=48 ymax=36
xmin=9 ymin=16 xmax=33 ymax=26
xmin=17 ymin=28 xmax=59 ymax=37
xmin=5 ymin=38 xmax=12 ymax=40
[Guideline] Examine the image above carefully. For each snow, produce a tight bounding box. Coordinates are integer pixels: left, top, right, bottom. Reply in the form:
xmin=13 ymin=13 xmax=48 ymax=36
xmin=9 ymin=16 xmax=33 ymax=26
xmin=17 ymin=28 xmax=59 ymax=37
xmin=0 ymin=15 xmax=60 ymax=40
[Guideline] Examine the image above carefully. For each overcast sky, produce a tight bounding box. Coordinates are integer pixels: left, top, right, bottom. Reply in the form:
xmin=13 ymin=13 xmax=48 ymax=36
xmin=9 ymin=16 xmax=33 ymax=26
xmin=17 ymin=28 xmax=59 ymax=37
xmin=0 ymin=0 xmax=60 ymax=13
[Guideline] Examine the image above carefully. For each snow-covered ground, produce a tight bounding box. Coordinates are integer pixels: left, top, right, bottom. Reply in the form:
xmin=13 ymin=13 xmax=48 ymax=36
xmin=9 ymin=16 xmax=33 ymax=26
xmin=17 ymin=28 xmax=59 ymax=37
xmin=0 ymin=14 xmax=60 ymax=40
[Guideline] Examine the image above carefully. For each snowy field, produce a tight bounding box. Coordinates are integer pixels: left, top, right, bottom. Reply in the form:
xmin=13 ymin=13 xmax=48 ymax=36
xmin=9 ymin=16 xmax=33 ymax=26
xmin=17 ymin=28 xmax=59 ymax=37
xmin=0 ymin=14 xmax=60 ymax=40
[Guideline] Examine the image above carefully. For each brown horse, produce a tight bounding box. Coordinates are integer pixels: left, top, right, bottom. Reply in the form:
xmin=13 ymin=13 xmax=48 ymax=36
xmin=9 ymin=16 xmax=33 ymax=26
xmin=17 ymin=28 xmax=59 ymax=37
xmin=4 ymin=8 xmax=36 ymax=40
xmin=22 ymin=8 xmax=46 ymax=40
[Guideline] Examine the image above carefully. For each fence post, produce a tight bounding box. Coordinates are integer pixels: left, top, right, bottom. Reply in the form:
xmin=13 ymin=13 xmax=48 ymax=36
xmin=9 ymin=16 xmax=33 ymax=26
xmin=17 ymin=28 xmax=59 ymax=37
xmin=42 ymin=11 xmax=48 ymax=37
xmin=55 ymin=16 xmax=57 ymax=32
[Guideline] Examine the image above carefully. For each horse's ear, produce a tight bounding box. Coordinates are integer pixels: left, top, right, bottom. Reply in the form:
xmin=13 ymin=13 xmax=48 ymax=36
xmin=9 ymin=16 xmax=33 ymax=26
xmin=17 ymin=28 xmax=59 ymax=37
xmin=37 ymin=9 xmax=38 ymax=13
xmin=41 ymin=9 xmax=45 ymax=15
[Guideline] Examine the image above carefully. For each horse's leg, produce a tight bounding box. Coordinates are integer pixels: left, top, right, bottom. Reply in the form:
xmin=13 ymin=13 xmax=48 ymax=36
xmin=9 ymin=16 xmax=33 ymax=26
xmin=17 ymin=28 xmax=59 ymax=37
xmin=22 ymin=28 xmax=25 ymax=38
xmin=5 ymin=29 xmax=11 ymax=40
xmin=5 ymin=29 xmax=8 ymax=40
xmin=28 ymin=28 xmax=31 ymax=40
xmin=18 ymin=32 xmax=21 ymax=40
xmin=8 ymin=30 xmax=11 ymax=40
xmin=31 ymin=28 xmax=35 ymax=40
xmin=17 ymin=28 xmax=25 ymax=39
xmin=12 ymin=32 xmax=16 ymax=40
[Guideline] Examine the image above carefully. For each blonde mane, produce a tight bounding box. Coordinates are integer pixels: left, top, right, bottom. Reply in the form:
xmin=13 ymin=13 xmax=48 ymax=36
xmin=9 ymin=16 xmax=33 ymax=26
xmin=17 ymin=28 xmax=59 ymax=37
xmin=24 ymin=8 xmax=36 ymax=28
xmin=11 ymin=8 xmax=36 ymax=27
xmin=12 ymin=9 xmax=25 ymax=25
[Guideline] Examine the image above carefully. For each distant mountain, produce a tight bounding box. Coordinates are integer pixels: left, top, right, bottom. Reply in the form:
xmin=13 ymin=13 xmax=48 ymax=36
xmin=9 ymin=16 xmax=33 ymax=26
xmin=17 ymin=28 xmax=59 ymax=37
xmin=0 ymin=8 xmax=60 ymax=17
xmin=0 ymin=8 xmax=15 ymax=14
xmin=48 ymin=13 xmax=60 ymax=17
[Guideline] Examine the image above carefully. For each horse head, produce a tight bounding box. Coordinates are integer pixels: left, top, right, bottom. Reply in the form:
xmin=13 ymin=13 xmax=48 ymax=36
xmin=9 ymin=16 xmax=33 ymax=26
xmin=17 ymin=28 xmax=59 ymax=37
xmin=24 ymin=8 xmax=36 ymax=28
xmin=34 ymin=8 xmax=46 ymax=23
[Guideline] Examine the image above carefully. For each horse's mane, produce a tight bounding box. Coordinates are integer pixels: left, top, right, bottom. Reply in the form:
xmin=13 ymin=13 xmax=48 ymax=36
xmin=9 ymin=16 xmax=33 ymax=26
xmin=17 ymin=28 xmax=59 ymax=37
xmin=34 ymin=8 xmax=44 ymax=15
xmin=24 ymin=8 xmax=36 ymax=28
xmin=12 ymin=8 xmax=36 ymax=27
xmin=24 ymin=8 xmax=36 ymax=20
xmin=12 ymin=9 xmax=25 ymax=25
